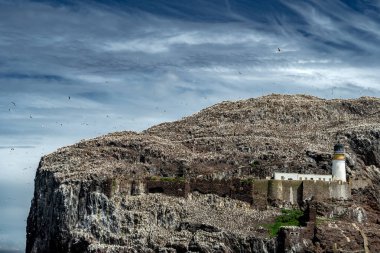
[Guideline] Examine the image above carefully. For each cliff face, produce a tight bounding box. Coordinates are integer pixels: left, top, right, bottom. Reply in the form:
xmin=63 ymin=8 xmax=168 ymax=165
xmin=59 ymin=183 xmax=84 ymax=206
xmin=27 ymin=94 xmax=380 ymax=253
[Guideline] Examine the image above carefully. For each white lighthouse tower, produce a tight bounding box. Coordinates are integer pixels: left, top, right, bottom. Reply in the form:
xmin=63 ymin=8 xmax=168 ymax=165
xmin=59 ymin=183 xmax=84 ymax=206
xmin=332 ymin=143 xmax=346 ymax=182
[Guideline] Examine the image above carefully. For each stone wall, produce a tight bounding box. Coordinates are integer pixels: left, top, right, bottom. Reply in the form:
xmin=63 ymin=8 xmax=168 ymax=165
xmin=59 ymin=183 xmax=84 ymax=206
xmin=189 ymin=178 xmax=232 ymax=197
xmin=144 ymin=178 xmax=255 ymax=203
xmin=146 ymin=179 xmax=189 ymax=197
xmin=194 ymin=178 xmax=254 ymax=203
xmin=268 ymin=180 xmax=350 ymax=206
xmin=110 ymin=177 xmax=350 ymax=209
xmin=278 ymin=226 xmax=305 ymax=253
xmin=328 ymin=181 xmax=351 ymax=200
xmin=277 ymin=201 xmax=317 ymax=253
xmin=268 ymin=180 xmax=303 ymax=206
xmin=102 ymin=178 xmax=149 ymax=198
xmin=252 ymin=180 xmax=269 ymax=210
xmin=302 ymin=180 xmax=331 ymax=201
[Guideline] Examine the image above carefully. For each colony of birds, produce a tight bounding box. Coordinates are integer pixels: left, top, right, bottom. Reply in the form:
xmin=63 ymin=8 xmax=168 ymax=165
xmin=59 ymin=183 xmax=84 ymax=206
xmin=41 ymin=94 xmax=380 ymax=182
xmin=28 ymin=94 xmax=380 ymax=253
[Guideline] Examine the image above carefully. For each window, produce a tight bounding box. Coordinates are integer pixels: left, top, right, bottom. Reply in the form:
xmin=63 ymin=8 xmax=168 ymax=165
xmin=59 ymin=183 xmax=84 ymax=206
xmin=281 ymin=176 xmax=285 ymax=180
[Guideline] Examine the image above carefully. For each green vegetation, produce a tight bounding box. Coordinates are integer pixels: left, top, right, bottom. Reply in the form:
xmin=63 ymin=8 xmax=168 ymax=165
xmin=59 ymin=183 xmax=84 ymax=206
xmin=253 ymin=180 xmax=269 ymax=193
xmin=148 ymin=176 xmax=186 ymax=182
xmin=249 ymin=160 xmax=260 ymax=168
xmin=149 ymin=176 xmax=161 ymax=181
xmin=266 ymin=209 xmax=304 ymax=237
xmin=316 ymin=216 xmax=332 ymax=226
xmin=160 ymin=177 xmax=186 ymax=182
xmin=240 ymin=177 xmax=255 ymax=184
xmin=316 ymin=215 xmax=339 ymax=226
xmin=111 ymin=179 xmax=118 ymax=194
xmin=112 ymin=179 xmax=117 ymax=189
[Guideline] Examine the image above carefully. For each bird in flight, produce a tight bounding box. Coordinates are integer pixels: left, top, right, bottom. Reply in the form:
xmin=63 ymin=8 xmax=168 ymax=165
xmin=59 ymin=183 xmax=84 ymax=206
xmin=30 ymin=115 xmax=33 ymax=119
xmin=277 ymin=48 xmax=281 ymax=52
xmin=11 ymin=102 xmax=16 ymax=106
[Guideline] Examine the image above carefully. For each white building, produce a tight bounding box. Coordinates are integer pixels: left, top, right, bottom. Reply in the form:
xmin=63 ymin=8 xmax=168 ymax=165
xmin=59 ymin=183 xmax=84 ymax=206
xmin=273 ymin=143 xmax=346 ymax=182
xmin=274 ymin=172 xmax=332 ymax=181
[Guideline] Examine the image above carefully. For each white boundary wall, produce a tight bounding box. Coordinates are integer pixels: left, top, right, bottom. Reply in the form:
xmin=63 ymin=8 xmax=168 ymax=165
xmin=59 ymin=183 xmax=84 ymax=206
xmin=274 ymin=172 xmax=333 ymax=181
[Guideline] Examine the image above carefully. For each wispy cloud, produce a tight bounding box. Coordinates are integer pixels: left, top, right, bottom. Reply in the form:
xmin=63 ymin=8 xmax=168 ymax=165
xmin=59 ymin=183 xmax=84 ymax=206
xmin=0 ymin=146 xmax=35 ymax=149
xmin=103 ymin=31 xmax=268 ymax=53
xmin=0 ymin=72 xmax=66 ymax=81
xmin=1 ymin=0 xmax=380 ymax=250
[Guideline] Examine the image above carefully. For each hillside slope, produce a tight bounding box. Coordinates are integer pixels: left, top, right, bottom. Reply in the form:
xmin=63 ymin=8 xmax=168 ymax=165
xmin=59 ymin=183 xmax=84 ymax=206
xmin=27 ymin=94 xmax=380 ymax=253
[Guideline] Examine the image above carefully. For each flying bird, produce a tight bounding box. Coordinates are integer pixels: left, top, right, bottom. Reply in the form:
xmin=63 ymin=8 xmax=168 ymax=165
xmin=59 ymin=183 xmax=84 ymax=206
xmin=68 ymin=96 xmax=70 ymax=100
xmin=277 ymin=48 xmax=281 ymax=52
xmin=11 ymin=102 xmax=16 ymax=106
xmin=30 ymin=115 xmax=32 ymax=119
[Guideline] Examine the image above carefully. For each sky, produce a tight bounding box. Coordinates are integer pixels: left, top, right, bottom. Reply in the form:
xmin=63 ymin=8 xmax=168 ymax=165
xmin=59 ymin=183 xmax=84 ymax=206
xmin=1 ymin=0 xmax=380 ymax=251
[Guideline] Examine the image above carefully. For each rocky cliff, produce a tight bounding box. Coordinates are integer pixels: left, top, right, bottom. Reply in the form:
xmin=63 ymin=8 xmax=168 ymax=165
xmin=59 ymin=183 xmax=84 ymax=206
xmin=26 ymin=94 xmax=380 ymax=253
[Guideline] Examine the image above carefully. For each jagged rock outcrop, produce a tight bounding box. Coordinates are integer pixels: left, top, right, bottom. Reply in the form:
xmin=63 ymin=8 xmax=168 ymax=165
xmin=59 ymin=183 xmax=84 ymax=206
xmin=27 ymin=94 xmax=380 ymax=253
